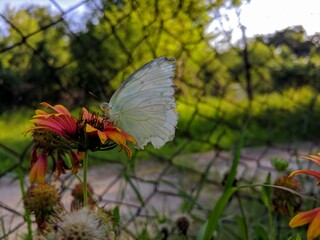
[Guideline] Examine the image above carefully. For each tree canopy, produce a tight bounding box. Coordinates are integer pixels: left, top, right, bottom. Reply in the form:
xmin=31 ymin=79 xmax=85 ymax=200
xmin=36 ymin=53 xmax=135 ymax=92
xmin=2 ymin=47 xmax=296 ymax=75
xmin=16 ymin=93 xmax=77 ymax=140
xmin=0 ymin=0 xmax=319 ymax=113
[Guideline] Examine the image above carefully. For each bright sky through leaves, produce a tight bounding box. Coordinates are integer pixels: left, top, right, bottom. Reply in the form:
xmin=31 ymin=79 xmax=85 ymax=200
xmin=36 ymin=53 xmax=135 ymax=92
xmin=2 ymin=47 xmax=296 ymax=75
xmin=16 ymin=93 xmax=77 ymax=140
xmin=0 ymin=0 xmax=319 ymax=39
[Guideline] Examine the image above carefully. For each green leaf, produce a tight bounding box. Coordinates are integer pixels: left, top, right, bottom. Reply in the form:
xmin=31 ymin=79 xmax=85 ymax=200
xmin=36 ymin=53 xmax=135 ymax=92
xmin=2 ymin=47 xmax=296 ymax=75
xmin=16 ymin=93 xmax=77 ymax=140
xmin=288 ymin=234 xmax=302 ymax=240
xmin=112 ymin=206 xmax=120 ymax=228
xmin=261 ymin=172 xmax=271 ymax=208
xmin=254 ymin=224 xmax=269 ymax=240
xmin=198 ymin=123 xmax=247 ymax=240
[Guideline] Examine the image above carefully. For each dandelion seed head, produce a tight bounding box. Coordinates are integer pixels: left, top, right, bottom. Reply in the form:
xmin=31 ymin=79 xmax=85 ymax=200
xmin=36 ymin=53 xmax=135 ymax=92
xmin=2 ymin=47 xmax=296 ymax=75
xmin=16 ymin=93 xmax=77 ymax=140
xmin=56 ymin=208 xmax=105 ymax=240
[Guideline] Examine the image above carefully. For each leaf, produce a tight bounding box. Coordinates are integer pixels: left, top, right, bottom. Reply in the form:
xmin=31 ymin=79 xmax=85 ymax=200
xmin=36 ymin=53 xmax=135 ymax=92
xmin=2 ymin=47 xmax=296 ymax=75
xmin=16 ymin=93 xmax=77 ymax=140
xmin=261 ymin=172 xmax=271 ymax=208
xmin=112 ymin=206 xmax=120 ymax=228
xmin=197 ymin=123 xmax=247 ymax=240
xmin=254 ymin=224 xmax=269 ymax=240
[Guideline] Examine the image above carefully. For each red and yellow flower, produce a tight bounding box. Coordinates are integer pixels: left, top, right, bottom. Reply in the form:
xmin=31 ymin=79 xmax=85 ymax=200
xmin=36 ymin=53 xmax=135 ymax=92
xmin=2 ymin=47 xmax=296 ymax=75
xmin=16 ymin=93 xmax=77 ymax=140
xmin=289 ymin=153 xmax=320 ymax=240
xmin=290 ymin=207 xmax=320 ymax=240
xmin=28 ymin=102 xmax=136 ymax=184
xmin=289 ymin=154 xmax=320 ymax=185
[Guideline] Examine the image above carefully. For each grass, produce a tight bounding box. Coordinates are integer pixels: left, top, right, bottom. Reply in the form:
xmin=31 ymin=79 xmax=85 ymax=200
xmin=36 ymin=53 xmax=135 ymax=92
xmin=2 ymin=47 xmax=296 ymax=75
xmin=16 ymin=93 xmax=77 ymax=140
xmin=0 ymin=108 xmax=33 ymax=174
xmin=0 ymin=108 xmax=33 ymax=149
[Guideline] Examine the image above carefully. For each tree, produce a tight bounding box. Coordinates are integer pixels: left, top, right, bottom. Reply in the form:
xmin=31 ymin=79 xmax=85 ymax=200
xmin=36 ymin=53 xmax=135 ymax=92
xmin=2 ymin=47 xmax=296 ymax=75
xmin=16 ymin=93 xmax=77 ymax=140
xmin=0 ymin=6 xmax=71 ymax=111
xmin=261 ymin=25 xmax=313 ymax=57
xmin=260 ymin=26 xmax=320 ymax=90
xmin=70 ymin=0 xmax=242 ymax=100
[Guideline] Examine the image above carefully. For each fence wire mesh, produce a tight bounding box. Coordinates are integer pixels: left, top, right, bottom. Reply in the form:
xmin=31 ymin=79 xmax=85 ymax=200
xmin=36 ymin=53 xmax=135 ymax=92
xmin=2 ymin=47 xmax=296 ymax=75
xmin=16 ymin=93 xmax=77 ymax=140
xmin=1 ymin=0 xmax=320 ymax=239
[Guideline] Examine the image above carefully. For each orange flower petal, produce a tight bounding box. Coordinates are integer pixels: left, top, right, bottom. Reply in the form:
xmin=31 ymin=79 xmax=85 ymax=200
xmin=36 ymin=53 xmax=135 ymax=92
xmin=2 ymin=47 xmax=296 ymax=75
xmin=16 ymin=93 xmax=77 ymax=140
xmin=121 ymin=132 xmax=137 ymax=146
xmin=81 ymin=107 xmax=92 ymax=120
xmin=105 ymin=130 xmax=126 ymax=145
xmin=123 ymin=144 xmax=132 ymax=159
xmin=70 ymin=151 xmax=84 ymax=174
xmin=289 ymin=208 xmax=320 ymax=228
xmin=96 ymin=131 xmax=107 ymax=144
xmin=301 ymin=154 xmax=320 ymax=166
xmin=86 ymin=124 xmax=98 ymax=133
xmin=55 ymin=154 xmax=67 ymax=180
xmin=307 ymin=210 xmax=320 ymax=240
xmin=289 ymin=170 xmax=320 ymax=179
xmin=34 ymin=109 xmax=49 ymax=116
xmin=31 ymin=114 xmax=77 ymax=137
xmin=40 ymin=102 xmax=71 ymax=115
xmin=29 ymin=152 xmax=48 ymax=184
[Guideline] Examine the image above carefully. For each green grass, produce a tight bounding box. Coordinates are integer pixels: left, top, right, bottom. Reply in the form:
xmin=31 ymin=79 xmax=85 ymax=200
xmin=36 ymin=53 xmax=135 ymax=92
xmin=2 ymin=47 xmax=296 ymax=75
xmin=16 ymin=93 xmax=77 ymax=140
xmin=0 ymin=108 xmax=33 ymax=174
xmin=0 ymin=108 xmax=33 ymax=148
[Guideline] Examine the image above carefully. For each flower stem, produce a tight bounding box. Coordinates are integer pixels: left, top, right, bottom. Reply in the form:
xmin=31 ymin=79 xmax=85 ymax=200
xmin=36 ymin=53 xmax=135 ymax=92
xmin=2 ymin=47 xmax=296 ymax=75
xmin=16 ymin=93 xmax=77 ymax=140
xmin=18 ymin=165 xmax=32 ymax=239
xmin=83 ymin=151 xmax=88 ymax=207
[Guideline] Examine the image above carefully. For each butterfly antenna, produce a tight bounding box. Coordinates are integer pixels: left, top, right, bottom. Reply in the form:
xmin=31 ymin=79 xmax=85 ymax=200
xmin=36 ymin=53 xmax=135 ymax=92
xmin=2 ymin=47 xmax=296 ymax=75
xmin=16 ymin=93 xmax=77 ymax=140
xmin=78 ymin=82 xmax=103 ymax=101
xmin=87 ymin=90 xmax=101 ymax=101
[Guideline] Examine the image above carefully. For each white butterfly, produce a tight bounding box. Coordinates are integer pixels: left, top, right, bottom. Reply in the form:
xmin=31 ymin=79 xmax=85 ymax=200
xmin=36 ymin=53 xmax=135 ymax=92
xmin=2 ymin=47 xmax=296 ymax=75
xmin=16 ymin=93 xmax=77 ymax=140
xmin=100 ymin=57 xmax=177 ymax=149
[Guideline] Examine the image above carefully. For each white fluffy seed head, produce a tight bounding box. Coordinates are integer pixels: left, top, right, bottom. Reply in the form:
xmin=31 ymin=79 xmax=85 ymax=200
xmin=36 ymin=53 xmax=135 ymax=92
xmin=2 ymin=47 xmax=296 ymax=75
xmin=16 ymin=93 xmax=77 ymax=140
xmin=52 ymin=208 xmax=106 ymax=240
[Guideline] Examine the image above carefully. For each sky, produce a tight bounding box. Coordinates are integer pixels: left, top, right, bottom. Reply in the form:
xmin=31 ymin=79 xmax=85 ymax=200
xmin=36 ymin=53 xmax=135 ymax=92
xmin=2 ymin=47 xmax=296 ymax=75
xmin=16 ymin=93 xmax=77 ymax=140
xmin=0 ymin=0 xmax=83 ymax=13
xmin=238 ymin=0 xmax=320 ymax=37
xmin=0 ymin=0 xmax=320 ymax=39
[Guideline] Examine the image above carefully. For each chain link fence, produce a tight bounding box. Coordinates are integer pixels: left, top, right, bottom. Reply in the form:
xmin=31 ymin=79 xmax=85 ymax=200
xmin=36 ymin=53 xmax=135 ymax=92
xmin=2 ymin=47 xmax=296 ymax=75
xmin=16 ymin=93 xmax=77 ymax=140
xmin=1 ymin=0 xmax=320 ymax=239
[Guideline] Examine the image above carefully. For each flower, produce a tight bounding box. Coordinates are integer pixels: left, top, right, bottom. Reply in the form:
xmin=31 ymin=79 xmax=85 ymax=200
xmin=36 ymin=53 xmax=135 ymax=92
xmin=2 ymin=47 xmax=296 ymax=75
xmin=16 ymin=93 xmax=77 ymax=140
xmin=71 ymin=183 xmax=96 ymax=211
xmin=79 ymin=107 xmax=136 ymax=156
xmin=289 ymin=153 xmax=320 ymax=239
xmin=289 ymin=154 xmax=320 ymax=185
xmin=175 ymin=214 xmax=192 ymax=236
xmin=48 ymin=208 xmax=106 ymax=240
xmin=28 ymin=102 xmax=136 ymax=183
xmin=272 ymin=175 xmax=302 ymax=217
xmin=24 ymin=184 xmax=65 ymax=233
xmin=31 ymin=102 xmax=78 ymax=142
xmin=289 ymin=208 xmax=320 ymax=240
xmin=29 ymin=150 xmax=48 ymax=184
xmin=29 ymin=136 xmax=84 ymax=183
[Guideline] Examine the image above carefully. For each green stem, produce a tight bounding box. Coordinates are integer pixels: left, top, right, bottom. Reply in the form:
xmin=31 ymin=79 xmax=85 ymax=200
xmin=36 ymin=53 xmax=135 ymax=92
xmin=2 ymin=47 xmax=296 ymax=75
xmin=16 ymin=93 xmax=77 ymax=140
xmin=83 ymin=151 xmax=88 ymax=207
xmin=17 ymin=166 xmax=32 ymax=239
xmin=268 ymin=205 xmax=275 ymax=240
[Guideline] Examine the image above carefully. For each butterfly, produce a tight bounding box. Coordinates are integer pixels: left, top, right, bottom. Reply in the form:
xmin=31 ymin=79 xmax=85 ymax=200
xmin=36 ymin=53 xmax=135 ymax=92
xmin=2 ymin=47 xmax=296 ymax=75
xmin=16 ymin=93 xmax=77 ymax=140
xmin=100 ymin=57 xmax=177 ymax=149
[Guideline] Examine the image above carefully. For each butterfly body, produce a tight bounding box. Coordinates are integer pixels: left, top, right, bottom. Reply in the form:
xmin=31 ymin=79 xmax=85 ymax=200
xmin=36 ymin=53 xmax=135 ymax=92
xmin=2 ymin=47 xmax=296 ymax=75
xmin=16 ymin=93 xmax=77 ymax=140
xmin=101 ymin=57 xmax=177 ymax=149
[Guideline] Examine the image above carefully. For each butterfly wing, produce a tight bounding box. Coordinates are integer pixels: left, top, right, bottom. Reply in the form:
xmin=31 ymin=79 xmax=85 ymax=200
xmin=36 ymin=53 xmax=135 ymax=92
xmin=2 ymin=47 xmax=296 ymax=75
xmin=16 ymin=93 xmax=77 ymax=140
xmin=102 ymin=57 xmax=177 ymax=149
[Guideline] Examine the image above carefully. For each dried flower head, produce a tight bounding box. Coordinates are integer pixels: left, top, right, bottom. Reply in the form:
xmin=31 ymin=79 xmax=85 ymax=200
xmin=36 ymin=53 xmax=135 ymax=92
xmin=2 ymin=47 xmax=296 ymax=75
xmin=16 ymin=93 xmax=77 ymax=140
xmin=272 ymin=175 xmax=302 ymax=217
xmin=159 ymin=223 xmax=171 ymax=240
xmin=24 ymin=184 xmax=64 ymax=233
xmin=71 ymin=183 xmax=95 ymax=211
xmin=175 ymin=214 xmax=191 ymax=236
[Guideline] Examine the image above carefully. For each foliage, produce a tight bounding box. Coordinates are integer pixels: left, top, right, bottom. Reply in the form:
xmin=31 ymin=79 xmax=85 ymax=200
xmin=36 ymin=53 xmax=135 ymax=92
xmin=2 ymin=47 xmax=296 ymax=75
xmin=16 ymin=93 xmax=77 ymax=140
xmin=4 ymin=2 xmax=320 ymax=109
xmin=0 ymin=2 xmax=319 ymax=116
xmin=0 ymin=6 xmax=71 ymax=111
